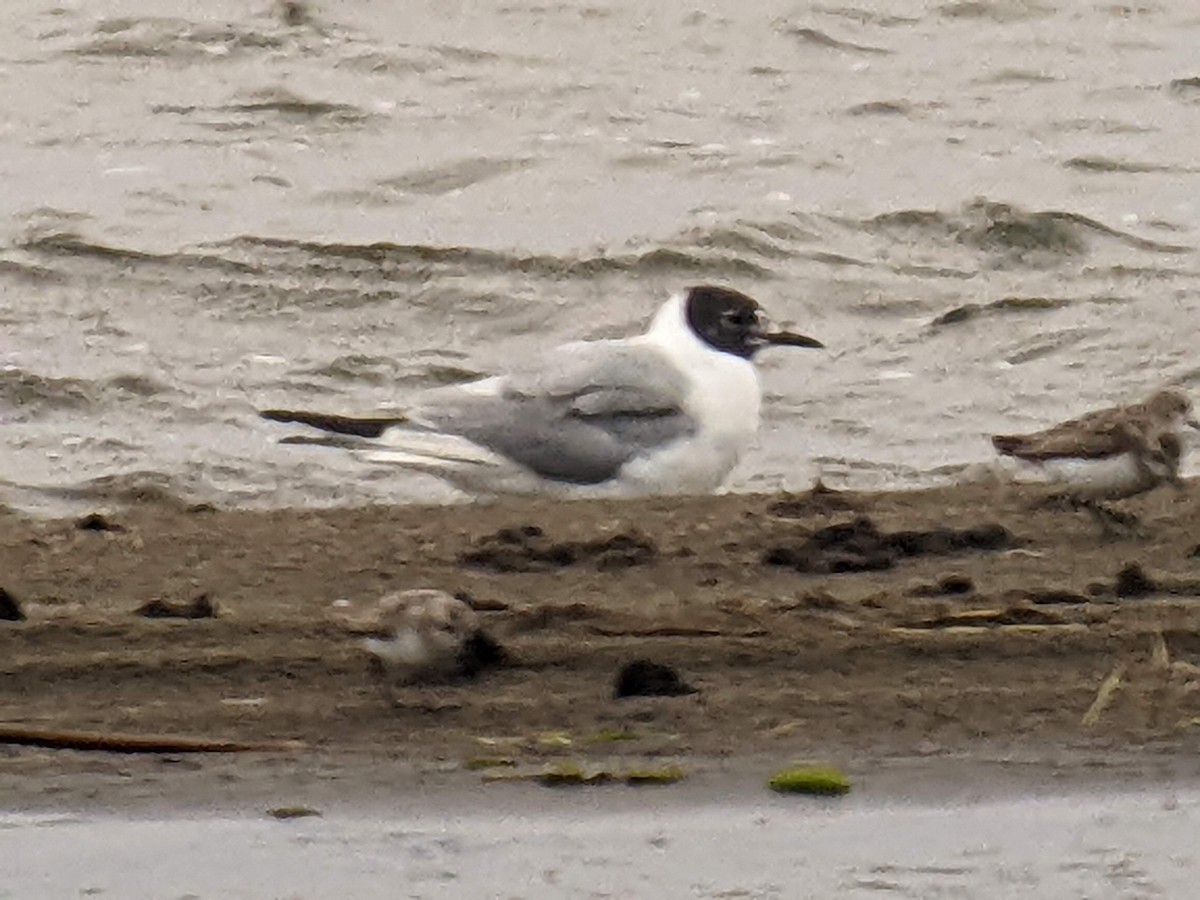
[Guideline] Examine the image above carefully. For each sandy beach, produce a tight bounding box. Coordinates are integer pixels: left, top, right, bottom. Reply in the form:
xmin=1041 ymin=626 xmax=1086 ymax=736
xmin=5 ymin=480 xmax=1200 ymax=812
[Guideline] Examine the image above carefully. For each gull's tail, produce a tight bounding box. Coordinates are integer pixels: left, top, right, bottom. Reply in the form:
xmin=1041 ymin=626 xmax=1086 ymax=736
xmin=262 ymin=407 xmax=543 ymax=495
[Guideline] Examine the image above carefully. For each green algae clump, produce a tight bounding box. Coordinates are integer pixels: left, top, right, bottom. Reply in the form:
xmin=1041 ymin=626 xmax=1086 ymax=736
xmin=768 ymin=765 xmax=851 ymax=796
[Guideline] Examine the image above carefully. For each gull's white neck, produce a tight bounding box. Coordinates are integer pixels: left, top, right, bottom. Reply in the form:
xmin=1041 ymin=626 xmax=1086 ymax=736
xmin=629 ymin=292 xmax=762 ymax=491
xmin=640 ymin=292 xmax=729 ymax=364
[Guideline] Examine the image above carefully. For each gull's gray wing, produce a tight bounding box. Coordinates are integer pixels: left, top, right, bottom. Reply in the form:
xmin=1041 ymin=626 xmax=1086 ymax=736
xmin=408 ymin=342 xmax=696 ymax=484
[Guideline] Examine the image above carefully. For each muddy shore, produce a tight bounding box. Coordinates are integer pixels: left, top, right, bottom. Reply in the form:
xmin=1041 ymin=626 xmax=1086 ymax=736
xmin=4 ymin=480 xmax=1200 ymax=810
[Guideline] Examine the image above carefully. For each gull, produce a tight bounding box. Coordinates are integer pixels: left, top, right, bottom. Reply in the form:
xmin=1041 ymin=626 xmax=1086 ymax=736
xmin=991 ymin=389 xmax=1198 ymax=533
xmin=262 ymin=285 xmax=823 ymax=497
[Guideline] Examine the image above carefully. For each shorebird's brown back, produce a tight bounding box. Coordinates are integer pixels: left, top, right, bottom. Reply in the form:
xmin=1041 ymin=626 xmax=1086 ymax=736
xmin=992 ymin=390 xmax=1190 ymax=462
xmin=991 ymin=410 xmax=1138 ymax=461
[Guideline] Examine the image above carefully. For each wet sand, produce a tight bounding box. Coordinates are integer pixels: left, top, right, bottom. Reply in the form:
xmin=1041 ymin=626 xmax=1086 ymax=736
xmin=5 ymin=480 xmax=1200 ymax=811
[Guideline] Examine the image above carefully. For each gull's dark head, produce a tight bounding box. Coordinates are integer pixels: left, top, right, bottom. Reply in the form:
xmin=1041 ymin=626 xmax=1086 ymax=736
xmin=682 ymin=285 xmax=823 ymax=359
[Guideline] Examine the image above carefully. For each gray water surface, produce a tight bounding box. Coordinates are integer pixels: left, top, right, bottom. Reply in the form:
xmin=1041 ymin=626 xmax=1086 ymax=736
xmin=3 ymin=1 xmax=1200 ymax=513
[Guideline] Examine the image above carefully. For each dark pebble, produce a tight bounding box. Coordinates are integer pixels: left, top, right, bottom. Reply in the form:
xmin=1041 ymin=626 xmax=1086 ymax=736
xmin=614 ymin=660 xmax=697 ymax=699
xmin=0 ymin=587 xmax=25 ymax=622
xmin=1114 ymin=563 xmax=1156 ymax=598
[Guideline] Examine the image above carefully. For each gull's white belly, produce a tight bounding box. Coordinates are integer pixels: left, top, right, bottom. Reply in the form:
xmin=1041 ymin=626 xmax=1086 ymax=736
xmin=619 ymin=349 xmax=761 ymax=494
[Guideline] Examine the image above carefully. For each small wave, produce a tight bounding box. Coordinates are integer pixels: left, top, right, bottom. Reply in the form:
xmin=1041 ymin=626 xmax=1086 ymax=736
xmin=781 ymin=25 xmax=891 ymax=54
xmin=17 ymin=233 xmax=261 ymax=275
xmin=335 ymin=49 xmax=437 ymax=75
xmin=846 ymin=100 xmax=914 ymax=116
xmin=975 ymin=69 xmax=1058 ymax=86
xmin=295 ymin=355 xmax=479 ymax=387
xmin=0 ymin=369 xmax=175 ymax=418
xmin=1049 ymin=117 xmax=1157 ymax=135
xmin=333 ymin=40 xmax=544 ymax=76
xmin=937 ymin=1 xmax=1051 ymax=22
xmin=811 ymin=5 xmax=920 ymax=27
xmin=37 ymin=471 xmax=195 ymax=510
xmin=152 ymin=88 xmax=372 ymax=134
xmin=799 ymin=250 xmax=873 ymax=268
xmin=71 ymin=17 xmax=284 ymax=59
xmin=860 ymin=200 xmax=1191 ymax=263
xmin=0 ymin=259 xmax=65 ymax=284
xmin=218 ymin=237 xmax=773 ymax=280
xmin=216 ymin=283 xmax=405 ymax=313
xmin=104 ymin=375 xmax=173 ymax=398
xmin=0 ymin=369 xmax=95 ymax=414
xmin=1063 ymin=156 xmax=1183 ymax=174
xmin=223 ymin=87 xmax=370 ymax=120
xmin=927 ymin=296 xmax=1073 ymax=330
xmin=685 ymin=226 xmax=797 ymax=261
xmin=379 ymin=157 xmax=535 ymax=196
xmin=1004 ymin=328 xmax=1097 ymax=365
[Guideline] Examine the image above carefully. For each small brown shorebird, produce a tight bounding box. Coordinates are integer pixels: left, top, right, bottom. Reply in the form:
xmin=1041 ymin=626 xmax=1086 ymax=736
xmin=992 ymin=389 xmax=1198 ymax=534
xmin=329 ymin=589 xmax=504 ymax=705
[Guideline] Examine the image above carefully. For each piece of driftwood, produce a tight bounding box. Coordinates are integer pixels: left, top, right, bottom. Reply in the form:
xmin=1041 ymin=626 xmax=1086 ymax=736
xmin=0 ymin=725 xmax=304 ymax=753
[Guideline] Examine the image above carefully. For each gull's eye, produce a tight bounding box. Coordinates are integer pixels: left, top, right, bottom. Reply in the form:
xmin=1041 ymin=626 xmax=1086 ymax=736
xmin=722 ymin=308 xmax=756 ymax=328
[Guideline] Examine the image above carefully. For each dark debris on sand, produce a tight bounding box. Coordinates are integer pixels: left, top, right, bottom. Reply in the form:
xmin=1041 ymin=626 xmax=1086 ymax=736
xmin=135 ymin=593 xmax=218 ymax=619
xmin=764 ymin=516 xmax=1011 ymax=574
xmin=462 ymin=525 xmax=657 ymax=573
xmin=614 ymin=660 xmax=698 ymax=699
xmin=0 ymin=587 xmax=25 ymax=621
xmin=765 ymin=482 xmax=856 ymax=518
xmin=456 ymin=630 xmax=507 ymax=678
xmin=453 ymin=590 xmax=510 ymax=612
xmin=75 ymin=512 xmax=126 ymax=533
xmin=1020 ymin=588 xmax=1090 ymax=606
xmin=1114 ymin=563 xmax=1157 ymax=598
xmin=908 ymin=574 xmax=975 ymax=597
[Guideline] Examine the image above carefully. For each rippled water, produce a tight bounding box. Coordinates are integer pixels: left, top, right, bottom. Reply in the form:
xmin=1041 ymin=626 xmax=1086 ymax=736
xmin=3 ymin=0 xmax=1200 ymax=512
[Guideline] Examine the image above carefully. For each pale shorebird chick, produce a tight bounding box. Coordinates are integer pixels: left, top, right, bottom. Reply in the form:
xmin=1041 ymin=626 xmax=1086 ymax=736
xmin=330 ymin=589 xmax=504 ymax=705
xmin=992 ymin=389 xmax=1199 ymax=534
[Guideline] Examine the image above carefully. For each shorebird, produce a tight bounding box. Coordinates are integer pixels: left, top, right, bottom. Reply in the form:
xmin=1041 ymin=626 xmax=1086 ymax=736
xmin=992 ymin=389 xmax=1198 ymax=533
xmin=329 ymin=589 xmax=504 ymax=705
xmin=262 ymin=285 xmax=823 ymax=497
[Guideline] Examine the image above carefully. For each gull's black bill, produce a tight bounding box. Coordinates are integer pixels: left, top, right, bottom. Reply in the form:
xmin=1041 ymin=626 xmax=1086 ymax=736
xmin=762 ymin=330 xmax=824 ymax=349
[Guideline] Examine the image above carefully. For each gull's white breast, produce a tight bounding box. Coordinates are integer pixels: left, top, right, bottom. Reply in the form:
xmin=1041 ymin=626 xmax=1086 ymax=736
xmin=621 ymin=293 xmax=762 ymax=493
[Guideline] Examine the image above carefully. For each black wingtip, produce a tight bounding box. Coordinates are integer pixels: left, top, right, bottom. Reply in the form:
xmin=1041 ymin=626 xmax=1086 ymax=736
xmin=260 ymin=408 xmax=407 ymax=438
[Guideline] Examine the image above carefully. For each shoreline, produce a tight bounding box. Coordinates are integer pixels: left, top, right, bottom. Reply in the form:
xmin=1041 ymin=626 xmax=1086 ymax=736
xmin=7 ymin=743 xmax=1200 ymax=817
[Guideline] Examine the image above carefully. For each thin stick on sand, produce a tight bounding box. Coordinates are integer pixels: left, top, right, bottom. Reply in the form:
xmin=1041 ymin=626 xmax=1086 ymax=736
xmin=0 ymin=725 xmax=305 ymax=754
xmin=1081 ymin=664 xmax=1126 ymax=728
